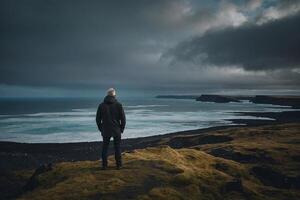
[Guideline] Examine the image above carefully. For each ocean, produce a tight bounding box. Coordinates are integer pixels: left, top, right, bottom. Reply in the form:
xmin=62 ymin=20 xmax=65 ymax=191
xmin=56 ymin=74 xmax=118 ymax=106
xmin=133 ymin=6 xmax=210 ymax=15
xmin=0 ymin=96 xmax=295 ymax=143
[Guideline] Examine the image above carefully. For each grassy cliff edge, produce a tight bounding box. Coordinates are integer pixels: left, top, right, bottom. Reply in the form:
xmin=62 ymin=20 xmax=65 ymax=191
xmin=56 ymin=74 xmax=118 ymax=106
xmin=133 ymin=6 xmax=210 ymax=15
xmin=12 ymin=123 xmax=300 ymax=200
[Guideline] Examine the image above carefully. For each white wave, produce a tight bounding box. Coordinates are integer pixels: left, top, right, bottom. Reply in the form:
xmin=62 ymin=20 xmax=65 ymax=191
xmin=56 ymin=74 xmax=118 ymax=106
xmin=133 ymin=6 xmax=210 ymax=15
xmin=0 ymin=131 xmax=101 ymax=143
xmin=71 ymin=108 xmax=93 ymax=112
xmin=0 ymin=98 xmax=297 ymax=143
xmin=124 ymin=104 xmax=168 ymax=108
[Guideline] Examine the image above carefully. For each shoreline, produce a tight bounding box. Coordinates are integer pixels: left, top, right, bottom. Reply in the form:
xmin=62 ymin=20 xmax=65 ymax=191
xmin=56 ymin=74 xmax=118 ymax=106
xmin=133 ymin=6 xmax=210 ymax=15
xmin=3 ymin=122 xmax=300 ymax=199
xmin=1 ymin=110 xmax=300 ymax=171
xmin=1 ymin=108 xmax=299 ymax=144
xmin=0 ymin=125 xmax=241 ymax=170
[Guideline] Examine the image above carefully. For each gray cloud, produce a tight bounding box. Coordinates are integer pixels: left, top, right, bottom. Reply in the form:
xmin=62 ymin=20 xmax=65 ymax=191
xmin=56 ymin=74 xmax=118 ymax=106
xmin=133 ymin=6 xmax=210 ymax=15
xmin=165 ymin=11 xmax=300 ymax=71
xmin=0 ymin=0 xmax=226 ymax=89
xmin=0 ymin=0 xmax=300 ymax=93
xmin=256 ymin=0 xmax=300 ymax=24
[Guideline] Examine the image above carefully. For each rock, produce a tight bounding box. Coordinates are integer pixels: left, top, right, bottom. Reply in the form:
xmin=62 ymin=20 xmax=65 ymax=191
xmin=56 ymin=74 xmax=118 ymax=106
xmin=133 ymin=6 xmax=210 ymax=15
xmin=167 ymin=135 xmax=232 ymax=148
xmin=214 ymin=163 xmax=229 ymax=171
xmin=222 ymin=178 xmax=243 ymax=193
xmin=23 ymin=163 xmax=53 ymax=191
xmin=209 ymin=147 xmax=275 ymax=164
xmin=196 ymin=95 xmax=240 ymax=103
xmin=156 ymin=95 xmax=198 ymax=99
xmin=250 ymin=166 xmax=290 ymax=189
xmin=198 ymin=135 xmax=233 ymax=145
xmin=209 ymin=147 xmax=259 ymax=163
xmin=250 ymin=95 xmax=300 ymax=108
xmin=288 ymin=176 xmax=300 ymax=189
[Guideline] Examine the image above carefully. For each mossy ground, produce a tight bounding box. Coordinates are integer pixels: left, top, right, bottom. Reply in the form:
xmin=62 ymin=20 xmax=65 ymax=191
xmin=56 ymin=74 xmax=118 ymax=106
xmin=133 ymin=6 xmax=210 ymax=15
xmin=15 ymin=123 xmax=300 ymax=200
xmin=197 ymin=123 xmax=300 ymax=175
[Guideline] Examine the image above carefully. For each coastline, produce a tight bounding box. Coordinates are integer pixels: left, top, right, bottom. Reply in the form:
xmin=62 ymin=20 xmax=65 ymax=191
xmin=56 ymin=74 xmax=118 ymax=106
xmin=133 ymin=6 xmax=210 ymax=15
xmin=1 ymin=110 xmax=300 ymax=199
xmin=157 ymin=94 xmax=300 ymax=108
xmin=1 ymin=110 xmax=300 ymax=171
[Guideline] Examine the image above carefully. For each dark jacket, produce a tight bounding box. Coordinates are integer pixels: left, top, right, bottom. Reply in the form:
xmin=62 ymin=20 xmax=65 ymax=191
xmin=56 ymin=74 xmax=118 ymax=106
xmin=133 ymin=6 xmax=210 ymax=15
xmin=96 ymin=95 xmax=126 ymax=137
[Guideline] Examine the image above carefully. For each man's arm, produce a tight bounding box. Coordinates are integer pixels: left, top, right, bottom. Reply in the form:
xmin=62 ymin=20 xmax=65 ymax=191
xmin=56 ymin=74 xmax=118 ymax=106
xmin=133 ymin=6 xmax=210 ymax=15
xmin=119 ymin=104 xmax=126 ymax=133
xmin=96 ymin=104 xmax=103 ymax=132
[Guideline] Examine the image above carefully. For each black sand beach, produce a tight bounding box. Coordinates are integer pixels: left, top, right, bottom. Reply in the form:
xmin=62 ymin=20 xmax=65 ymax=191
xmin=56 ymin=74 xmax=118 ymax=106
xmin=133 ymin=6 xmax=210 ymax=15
xmin=1 ymin=110 xmax=300 ymax=171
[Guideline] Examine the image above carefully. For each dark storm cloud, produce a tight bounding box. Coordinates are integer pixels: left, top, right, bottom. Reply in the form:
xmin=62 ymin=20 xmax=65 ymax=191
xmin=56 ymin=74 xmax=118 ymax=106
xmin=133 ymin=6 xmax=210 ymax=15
xmin=166 ymin=11 xmax=300 ymax=71
xmin=0 ymin=0 xmax=300 ymax=92
xmin=0 ymin=0 xmax=188 ymax=87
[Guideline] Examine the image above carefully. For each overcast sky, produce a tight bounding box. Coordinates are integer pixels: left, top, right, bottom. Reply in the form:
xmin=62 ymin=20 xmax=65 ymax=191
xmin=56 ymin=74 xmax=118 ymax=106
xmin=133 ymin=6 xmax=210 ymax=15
xmin=1 ymin=0 xmax=300 ymax=96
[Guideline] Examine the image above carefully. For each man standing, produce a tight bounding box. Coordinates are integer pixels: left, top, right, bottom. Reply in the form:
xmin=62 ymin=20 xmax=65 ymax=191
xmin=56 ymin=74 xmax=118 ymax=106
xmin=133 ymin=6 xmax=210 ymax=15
xmin=96 ymin=88 xmax=126 ymax=170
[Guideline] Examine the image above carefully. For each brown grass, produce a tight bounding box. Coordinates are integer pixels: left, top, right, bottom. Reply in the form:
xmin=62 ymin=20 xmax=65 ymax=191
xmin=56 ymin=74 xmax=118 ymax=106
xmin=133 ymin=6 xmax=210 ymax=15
xmin=17 ymin=123 xmax=300 ymax=200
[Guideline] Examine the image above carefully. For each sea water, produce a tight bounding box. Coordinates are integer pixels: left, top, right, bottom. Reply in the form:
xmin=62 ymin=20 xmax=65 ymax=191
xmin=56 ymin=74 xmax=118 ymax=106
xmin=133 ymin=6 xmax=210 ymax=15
xmin=0 ymin=96 xmax=295 ymax=143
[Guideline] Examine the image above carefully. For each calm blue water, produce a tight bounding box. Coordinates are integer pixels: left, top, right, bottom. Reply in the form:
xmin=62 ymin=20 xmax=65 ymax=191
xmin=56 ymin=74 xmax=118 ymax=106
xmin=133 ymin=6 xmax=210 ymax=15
xmin=0 ymin=96 xmax=295 ymax=143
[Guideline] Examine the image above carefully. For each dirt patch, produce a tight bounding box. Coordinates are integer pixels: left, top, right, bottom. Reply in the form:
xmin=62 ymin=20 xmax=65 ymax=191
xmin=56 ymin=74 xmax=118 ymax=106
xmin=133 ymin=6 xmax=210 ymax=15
xmin=209 ymin=147 xmax=275 ymax=163
xmin=168 ymin=135 xmax=233 ymax=148
xmin=251 ymin=166 xmax=300 ymax=189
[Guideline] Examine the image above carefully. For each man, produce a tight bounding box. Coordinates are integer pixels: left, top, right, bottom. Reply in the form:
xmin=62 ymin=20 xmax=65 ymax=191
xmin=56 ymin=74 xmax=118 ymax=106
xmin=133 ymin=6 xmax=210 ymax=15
xmin=96 ymin=88 xmax=126 ymax=170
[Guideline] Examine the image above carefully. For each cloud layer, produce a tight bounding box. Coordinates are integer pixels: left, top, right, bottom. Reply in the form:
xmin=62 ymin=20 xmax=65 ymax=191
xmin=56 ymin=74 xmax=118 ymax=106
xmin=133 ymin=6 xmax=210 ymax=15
xmin=0 ymin=0 xmax=300 ymax=93
xmin=166 ymin=11 xmax=300 ymax=70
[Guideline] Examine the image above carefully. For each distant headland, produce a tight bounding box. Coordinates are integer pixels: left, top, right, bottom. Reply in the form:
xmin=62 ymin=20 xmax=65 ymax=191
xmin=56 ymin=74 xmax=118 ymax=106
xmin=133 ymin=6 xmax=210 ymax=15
xmin=156 ymin=94 xmax=300 ymax=108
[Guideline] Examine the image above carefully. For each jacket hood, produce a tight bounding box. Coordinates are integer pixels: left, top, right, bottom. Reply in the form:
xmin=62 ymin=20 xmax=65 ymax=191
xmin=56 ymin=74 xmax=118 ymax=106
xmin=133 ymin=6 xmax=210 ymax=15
xmin=103 ymin=95 xmax=117 ymax=104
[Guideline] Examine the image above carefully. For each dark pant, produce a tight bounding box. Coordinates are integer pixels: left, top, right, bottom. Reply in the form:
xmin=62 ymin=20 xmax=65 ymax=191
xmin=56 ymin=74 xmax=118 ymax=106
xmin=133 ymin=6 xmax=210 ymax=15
xmin=101 ymin=135 xmax=122 ymax=167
